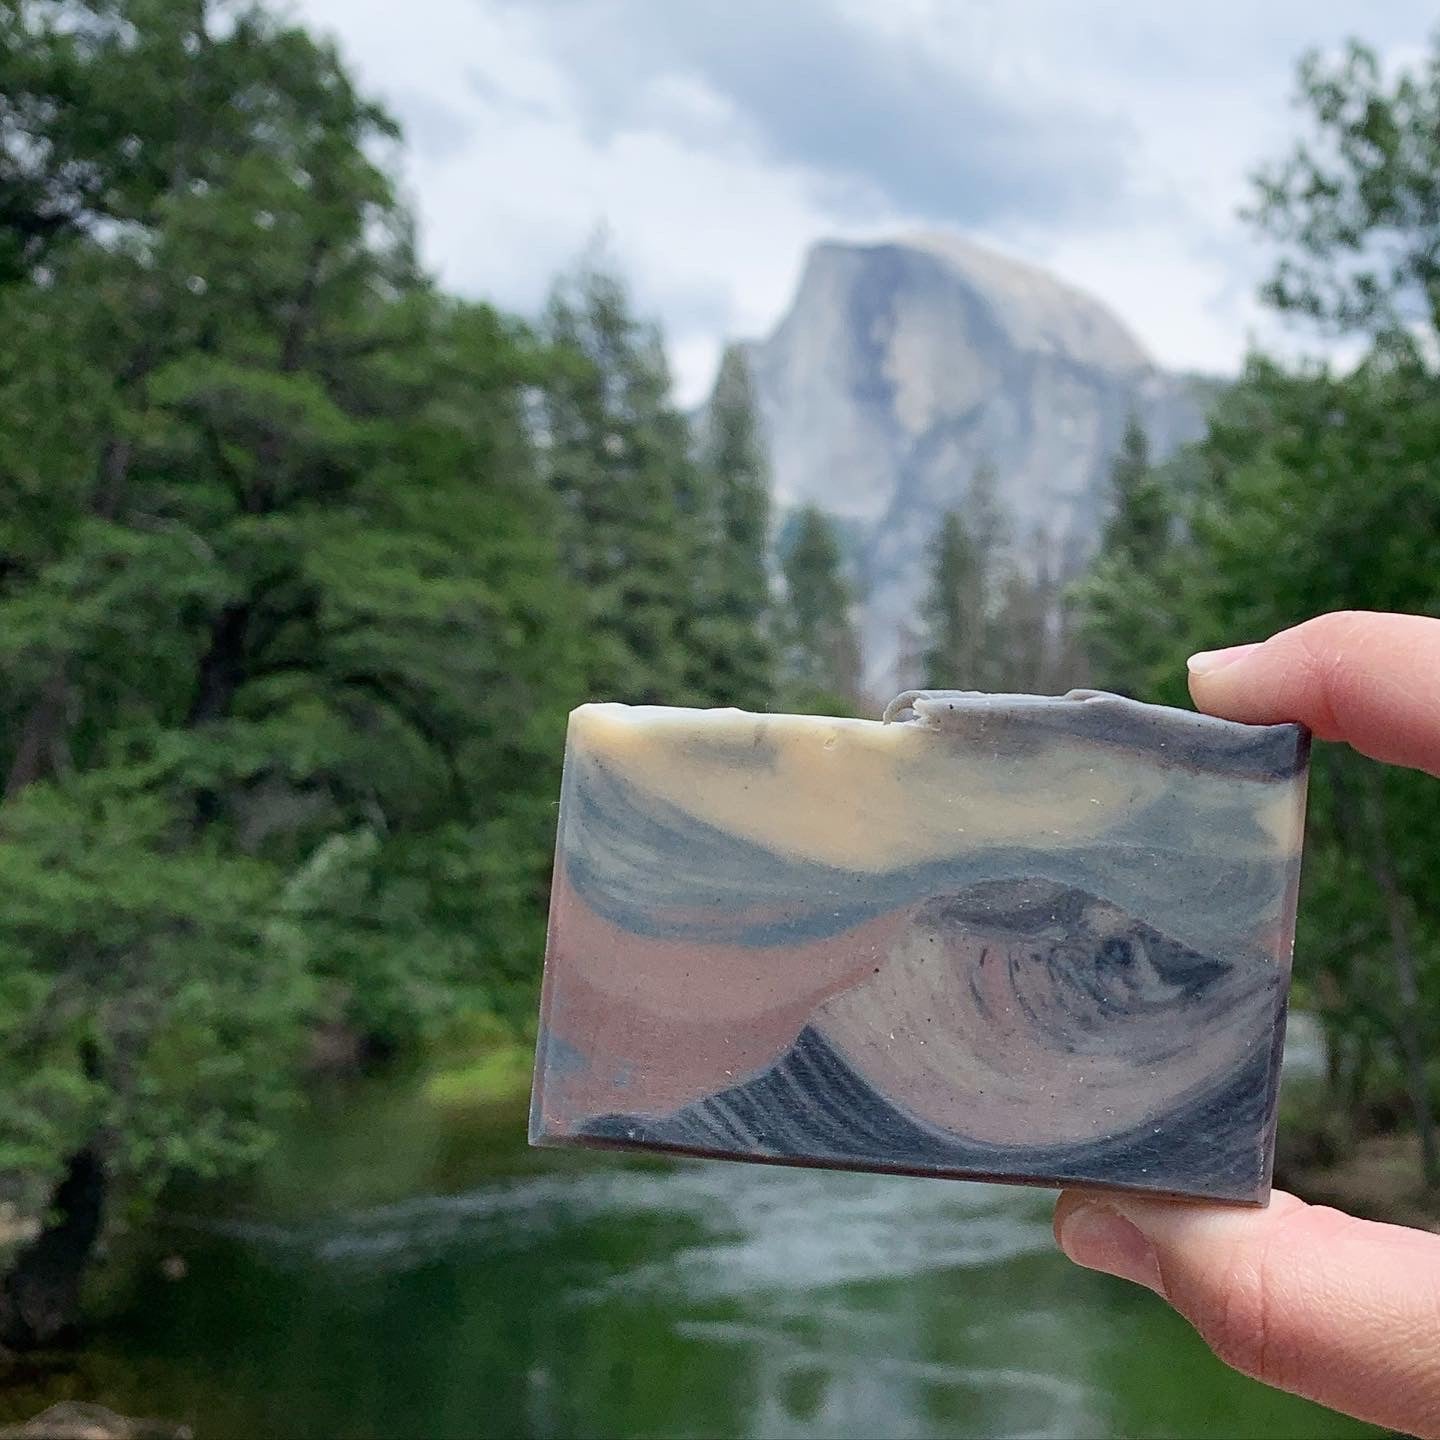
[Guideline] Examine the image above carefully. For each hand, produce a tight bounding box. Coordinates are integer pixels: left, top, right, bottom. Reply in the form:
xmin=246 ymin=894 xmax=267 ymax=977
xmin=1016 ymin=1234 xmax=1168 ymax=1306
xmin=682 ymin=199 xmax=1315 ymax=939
xmin=1054 ymin=610 xmax=1440 ymax=1437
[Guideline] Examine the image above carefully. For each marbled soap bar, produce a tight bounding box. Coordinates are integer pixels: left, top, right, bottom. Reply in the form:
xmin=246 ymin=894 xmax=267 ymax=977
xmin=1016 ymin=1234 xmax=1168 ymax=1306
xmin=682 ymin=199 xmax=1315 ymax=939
xmin=529 ymin=690 xmax=1310 ymax=1204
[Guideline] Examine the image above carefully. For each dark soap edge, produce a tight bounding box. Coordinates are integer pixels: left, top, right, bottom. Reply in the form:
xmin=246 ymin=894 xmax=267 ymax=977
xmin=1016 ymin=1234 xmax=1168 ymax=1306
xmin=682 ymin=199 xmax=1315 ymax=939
xmin=529 ymin=1129 xmax=1270 ymax=1207
xmin=889 ymin=688 xmax=1311 ymax=782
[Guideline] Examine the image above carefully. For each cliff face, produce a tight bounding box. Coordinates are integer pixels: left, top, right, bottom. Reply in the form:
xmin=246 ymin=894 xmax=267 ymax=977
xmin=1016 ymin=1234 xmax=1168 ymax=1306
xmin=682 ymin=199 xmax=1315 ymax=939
xmin=741 ymin=235 xmax=1213 ymax=688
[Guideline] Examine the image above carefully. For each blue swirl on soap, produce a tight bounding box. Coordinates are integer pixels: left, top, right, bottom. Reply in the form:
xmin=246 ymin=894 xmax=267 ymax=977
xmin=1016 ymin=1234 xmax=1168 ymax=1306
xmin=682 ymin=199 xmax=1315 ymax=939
xmin=582 ymin=1021 xmax=1281 ymax=1200
xmin=563 ymin=748 xmax=1295 ymax=959
xmin=581 ymin=878 xmax=1287 ymax=1200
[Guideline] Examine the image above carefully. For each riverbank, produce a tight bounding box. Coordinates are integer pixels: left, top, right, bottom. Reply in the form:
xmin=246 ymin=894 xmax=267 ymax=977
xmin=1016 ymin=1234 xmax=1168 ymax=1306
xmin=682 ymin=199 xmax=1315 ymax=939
xmin=0 ymin=1075 xmax=1381 ymax=1440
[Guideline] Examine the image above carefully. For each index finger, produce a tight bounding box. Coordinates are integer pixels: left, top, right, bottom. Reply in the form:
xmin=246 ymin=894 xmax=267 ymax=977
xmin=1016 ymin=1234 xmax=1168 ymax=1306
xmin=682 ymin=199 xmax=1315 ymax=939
xmin=1186 ymin=610 xmax=1440 ymax=777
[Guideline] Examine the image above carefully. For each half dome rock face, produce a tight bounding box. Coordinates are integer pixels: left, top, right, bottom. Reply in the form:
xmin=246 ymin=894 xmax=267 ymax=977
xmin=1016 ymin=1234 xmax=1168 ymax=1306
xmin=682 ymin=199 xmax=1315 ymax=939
xmin=739 ymin=236 xmax=1212 ymax=688
xmin=530 ymin=693 xmax=1310 ymax=1204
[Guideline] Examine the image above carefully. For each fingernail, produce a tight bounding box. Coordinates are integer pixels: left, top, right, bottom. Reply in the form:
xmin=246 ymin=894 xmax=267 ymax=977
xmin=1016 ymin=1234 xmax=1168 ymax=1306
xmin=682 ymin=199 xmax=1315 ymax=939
xmin=1187 ymin=643 xmax=1261 ymax=676
xmin=1058 ymin=1203 xmax=1166 ymax=1295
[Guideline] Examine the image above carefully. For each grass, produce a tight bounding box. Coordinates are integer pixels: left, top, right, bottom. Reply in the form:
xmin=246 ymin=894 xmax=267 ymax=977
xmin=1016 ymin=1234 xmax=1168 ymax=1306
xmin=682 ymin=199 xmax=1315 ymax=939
xmin=423 ymin=1040 xmax=534 ymax=1107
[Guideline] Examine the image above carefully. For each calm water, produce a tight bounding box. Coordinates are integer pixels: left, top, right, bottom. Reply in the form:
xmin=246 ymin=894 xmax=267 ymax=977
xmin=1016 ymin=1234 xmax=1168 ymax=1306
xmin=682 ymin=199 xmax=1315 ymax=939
xmin=5 ymin=1069 xmax=1380 ymax=1440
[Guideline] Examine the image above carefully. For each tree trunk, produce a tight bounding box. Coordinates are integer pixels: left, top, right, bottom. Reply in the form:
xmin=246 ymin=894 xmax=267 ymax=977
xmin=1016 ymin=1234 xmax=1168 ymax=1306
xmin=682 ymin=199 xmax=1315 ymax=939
xmin=186 ymin=601 xmax=251 ymax=728
xmin=3 ymin=666 xmax=70 ymax=801
xmin=0 ymin=1147 xmax=107 ymax=1350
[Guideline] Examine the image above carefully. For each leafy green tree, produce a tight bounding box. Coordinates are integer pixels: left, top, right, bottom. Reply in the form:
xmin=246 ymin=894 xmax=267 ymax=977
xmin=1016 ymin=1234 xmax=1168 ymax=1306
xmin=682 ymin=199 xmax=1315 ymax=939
xmin=1216 ymin=26 xmax=1440 ymax=1175
xmin=0 ymin=0 xmax=581 ymax=1341
xmin=1250 ymin=39 xmax=1440 ymax=345
xmin=776 ymin=505 xmax=863 ymax=713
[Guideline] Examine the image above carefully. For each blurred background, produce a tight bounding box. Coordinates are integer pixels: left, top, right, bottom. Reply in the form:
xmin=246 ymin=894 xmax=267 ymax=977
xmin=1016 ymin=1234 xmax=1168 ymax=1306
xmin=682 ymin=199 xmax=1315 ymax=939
xmin=1 ymin=1 xmax=1439 ymax=1437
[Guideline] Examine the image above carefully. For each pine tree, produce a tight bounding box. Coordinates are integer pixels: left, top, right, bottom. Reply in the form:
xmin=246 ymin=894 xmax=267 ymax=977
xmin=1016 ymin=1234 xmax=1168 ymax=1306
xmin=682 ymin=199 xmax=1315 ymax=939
xmin=1075 ymin=414 xmax=1178 ymax=699
xmin=1101 ymin=415 xmax=1171 ymax=566
xmin=916 ymin=462 xmax=1022 ymax=690
xmin=0 ymin=0 xmax=583 ymax=1342
xmin=918 ymin=510 xmax=982 ymax=688
xmin=777 ymin=505 xmax=863 ymax=713
xmin=540 ymin=260 xmax=695 ymax=705
xmin=691 ymin=345 xmax=776 ymax=710
xmin=963 ymin=459 xmax=1009 ymax=580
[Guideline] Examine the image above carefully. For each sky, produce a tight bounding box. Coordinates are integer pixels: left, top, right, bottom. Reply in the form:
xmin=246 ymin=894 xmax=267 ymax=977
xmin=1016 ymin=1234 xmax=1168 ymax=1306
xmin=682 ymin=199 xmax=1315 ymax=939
xmin=289 ymin=0 xmax=1435 ymax=404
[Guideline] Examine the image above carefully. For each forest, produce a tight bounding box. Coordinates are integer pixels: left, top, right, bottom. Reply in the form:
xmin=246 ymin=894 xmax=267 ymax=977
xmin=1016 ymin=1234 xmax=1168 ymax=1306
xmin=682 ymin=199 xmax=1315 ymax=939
xmin=2 ymin=0 xmax=1440 ymax=1349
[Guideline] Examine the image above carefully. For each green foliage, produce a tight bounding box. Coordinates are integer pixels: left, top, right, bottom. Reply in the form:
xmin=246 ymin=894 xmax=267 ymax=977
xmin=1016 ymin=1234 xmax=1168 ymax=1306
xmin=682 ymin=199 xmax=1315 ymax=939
xmin=917 ymin=463 xmax=1082 ymax=694
xmin=1250 ymin=39 xmax=1440 ymax=344
xmin=1079 ymin=33 xmax=1440 ymax=1183
xmin=0 ymin=0 xmax=785 ymax=1317
xmin=775 ymin=505 xmax=863 ymax=713
xmin=0 ymin=0 xmax=586 ymax=1279
xmin=1078 ymin=355 xmax=1440 ymax=1177
xmin=690 ymin=345 xmax=776 ymax=710
xmin=539 ymin=258 xmax=697 ymax=705
xmin=1072 ymin=415 xmax=1189 ymax=700
xmin=918 ymin=510 xmax=982 ymax=688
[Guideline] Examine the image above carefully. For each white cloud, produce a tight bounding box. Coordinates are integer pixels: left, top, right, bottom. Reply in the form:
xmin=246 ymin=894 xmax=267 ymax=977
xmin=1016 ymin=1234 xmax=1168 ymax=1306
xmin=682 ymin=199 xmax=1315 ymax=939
xmin=285 ymin=0 xmax=1438 ymax=402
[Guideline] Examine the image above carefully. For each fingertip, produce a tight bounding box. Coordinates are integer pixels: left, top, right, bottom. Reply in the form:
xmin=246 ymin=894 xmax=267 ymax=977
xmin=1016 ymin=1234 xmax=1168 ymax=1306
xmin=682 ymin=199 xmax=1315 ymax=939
xmin=1186 ymin=642 xmax=1262 ymax=678
xmin=1054 ymin=1195 xmax=1167 ymax=1295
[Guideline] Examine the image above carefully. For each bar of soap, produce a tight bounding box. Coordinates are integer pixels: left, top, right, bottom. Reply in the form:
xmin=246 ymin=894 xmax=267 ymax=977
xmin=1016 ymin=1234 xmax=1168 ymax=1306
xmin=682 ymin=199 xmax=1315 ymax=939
xmin=529 ymin=690 xmax=1310 ymax=1204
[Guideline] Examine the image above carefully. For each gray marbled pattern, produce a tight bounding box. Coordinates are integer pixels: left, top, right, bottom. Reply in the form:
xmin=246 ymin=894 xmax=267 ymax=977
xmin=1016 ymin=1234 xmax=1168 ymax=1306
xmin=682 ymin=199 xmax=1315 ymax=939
xmin=530 ymin=691 xmax=1310 ymax=1203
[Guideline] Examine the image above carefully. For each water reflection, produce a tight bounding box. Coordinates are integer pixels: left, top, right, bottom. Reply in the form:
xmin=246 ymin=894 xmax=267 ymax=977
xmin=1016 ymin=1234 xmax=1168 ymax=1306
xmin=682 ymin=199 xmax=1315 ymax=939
xmin=24 ymin=1077 xmax=1378 ymax=1440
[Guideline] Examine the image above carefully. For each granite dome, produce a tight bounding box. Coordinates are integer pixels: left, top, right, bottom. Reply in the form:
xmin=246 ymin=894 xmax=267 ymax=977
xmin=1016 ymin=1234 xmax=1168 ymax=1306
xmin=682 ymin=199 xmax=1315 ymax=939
xmin=735 ymin=235 xmax=1213 ymax=689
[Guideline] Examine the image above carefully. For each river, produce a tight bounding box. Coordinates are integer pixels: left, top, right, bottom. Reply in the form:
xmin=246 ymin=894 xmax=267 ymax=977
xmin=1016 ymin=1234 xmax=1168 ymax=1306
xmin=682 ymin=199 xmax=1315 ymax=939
xmin=0 ymin=1053 xmax=1382 ymax=1440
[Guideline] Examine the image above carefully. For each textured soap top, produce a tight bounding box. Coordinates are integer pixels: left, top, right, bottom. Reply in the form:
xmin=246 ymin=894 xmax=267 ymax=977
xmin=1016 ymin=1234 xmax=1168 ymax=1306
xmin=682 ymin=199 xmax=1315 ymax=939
xmin=531 ymin=691 xmax=1309 ymax=1203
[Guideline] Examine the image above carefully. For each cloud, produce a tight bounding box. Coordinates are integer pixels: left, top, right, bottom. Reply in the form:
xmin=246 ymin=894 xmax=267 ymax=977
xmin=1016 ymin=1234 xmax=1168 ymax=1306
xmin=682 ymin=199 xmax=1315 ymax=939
xmin=495 ymin=0 xmax=1136 ymax=230
xmin=391 ymin=90 xmax=477 ymax=163
xmin=290 ymin=0 xmax=1440 ymax=402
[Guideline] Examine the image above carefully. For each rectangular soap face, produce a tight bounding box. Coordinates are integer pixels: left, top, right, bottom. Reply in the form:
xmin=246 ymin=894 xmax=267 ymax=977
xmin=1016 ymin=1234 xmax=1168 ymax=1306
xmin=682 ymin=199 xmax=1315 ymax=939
xmin=529 ymin=692 xmax=1310 ymax=1204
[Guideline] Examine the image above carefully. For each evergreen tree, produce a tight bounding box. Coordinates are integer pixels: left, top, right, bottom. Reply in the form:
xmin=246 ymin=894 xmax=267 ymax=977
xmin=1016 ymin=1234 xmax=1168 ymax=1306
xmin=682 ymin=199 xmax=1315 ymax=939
xmin=0 ymin=0 xmax=582 ymax=1341
xmin=962 ymin=459 xmax=1009 ymax=581
xmin=1100 ymin=415 xmax=1170 ymax=566
xmin=540 ymin=259 xmax=695 ymax=705
xmin=991 ymin=535 xmax=1059 ymax=693
xmin=917 ymin=462 xmax=1049 ymax=691
xmin=917 ymin=510 xmax=982 ymax=688
xmin=690 ymin=345 xmax=775 ymax=710
xmin=777 ymin=505 xmax=863 ymax=713
xmin=1074 ymin=416 xmax=1182 ymax=699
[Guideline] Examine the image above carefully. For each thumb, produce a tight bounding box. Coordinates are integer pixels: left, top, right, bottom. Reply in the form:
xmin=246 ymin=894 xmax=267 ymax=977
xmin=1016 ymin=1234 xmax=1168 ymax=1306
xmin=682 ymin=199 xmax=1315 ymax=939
xmin=1055 ymin=1188 xmax=1440 ymax=1436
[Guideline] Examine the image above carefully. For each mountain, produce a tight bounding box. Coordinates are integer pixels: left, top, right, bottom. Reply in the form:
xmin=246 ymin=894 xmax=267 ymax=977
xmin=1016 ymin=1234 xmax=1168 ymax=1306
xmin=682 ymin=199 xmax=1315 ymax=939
xmin=738 ymin=234 xmax=1215 ymax=691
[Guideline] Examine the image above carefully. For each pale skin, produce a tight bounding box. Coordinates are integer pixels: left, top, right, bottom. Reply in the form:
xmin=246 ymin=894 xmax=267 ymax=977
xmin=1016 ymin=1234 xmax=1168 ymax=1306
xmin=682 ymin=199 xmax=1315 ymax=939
xmin=1053 ymin=610 xmax=1440 ymax=1438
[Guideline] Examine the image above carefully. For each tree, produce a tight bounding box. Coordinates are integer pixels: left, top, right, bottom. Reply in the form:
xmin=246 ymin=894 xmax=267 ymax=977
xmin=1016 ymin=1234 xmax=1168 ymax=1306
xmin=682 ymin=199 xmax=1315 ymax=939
xmin=1237 ymin=35 xmax=1440 ymax=1183
xmin=917 ymin=510 xmax=982 ymax=688
xmin=776 ymin=505 xmax=863 ymax=714
xmin=915 ymin=463 xmax=1077 ymax=694
xmin=1250 ymin=39 xmax=1440 ymax=348
xmin=540 ymin=258 xmax=696 ymax=706
xmin=1100 ymin=416 xmax=1170 ymax=566
xmin=690 ymin=345 xmax=776 ymax=710
xmin=1073 ymin=416 xmax=1187 ymax=700
xmin=0 ymin=0 xmax=582 ymax=1341
xmin=1075 ymin=354 xmax=1440 ymax=1187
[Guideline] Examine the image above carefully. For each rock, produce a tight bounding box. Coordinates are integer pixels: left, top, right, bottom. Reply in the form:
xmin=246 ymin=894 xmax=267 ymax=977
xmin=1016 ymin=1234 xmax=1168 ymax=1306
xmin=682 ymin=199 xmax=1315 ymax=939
xmin=0 ymin=1403 xmax=192 ymax=1439
xmin=737 ymin=234 xmax=1213 ymax=689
